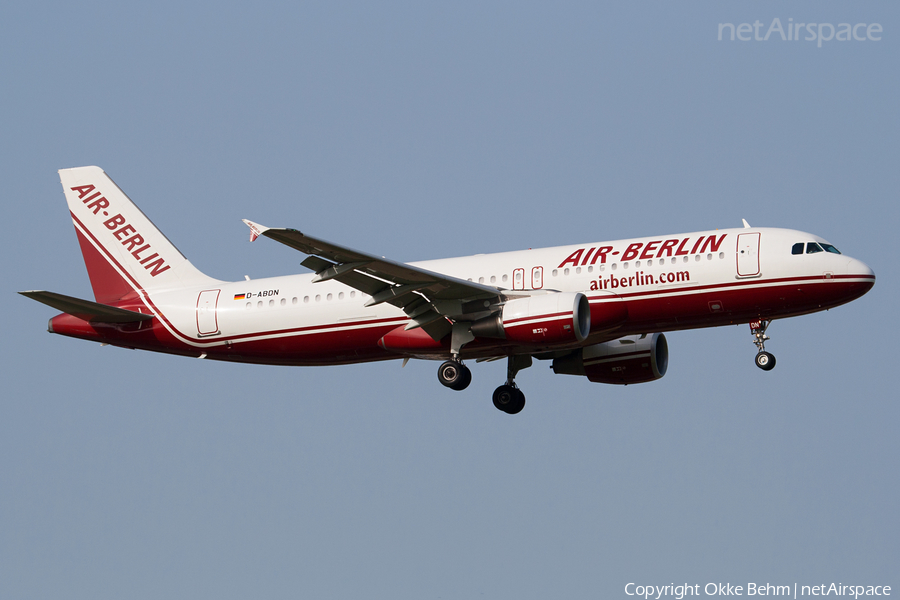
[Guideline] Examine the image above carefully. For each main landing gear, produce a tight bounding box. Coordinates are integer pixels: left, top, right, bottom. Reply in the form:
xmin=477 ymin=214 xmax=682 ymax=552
xmin=492 ymin=385 xmax=525 ymax=415
xmin=750 ymin=319 xmax=776 ymax=371
xmin=436 ymin=354 xmax=532 ymax=414
xmin=437 ymin=359 xmax=472 ymax=391
xmin=492 ymin=355 xmax=532 ymax=415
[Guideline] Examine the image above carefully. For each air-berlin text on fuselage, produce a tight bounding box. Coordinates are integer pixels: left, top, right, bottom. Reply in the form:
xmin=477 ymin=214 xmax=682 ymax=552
xmin=71 ymin=184 xmax=171 ymax=277
xmin=592 ymin=270 xmax=690 ymax=291
xmin=558 ymin=234 xmax=728 ymax=268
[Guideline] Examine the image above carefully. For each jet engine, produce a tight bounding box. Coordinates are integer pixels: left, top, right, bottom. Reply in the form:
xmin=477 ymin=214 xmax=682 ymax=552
xmin=470 ymin=292 xmax=591 ymax=346
xmin=551 ymin=333 xmax=668 ymax=384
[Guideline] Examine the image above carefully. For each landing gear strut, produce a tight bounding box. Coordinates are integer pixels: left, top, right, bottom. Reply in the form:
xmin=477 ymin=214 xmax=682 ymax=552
xmin=437 ymin=360 xmax=471 ymax=391
xmin=750 ymin=319 xmax=776 ymax=371
xmin=492 ymin=355 xmax=531 ymax=414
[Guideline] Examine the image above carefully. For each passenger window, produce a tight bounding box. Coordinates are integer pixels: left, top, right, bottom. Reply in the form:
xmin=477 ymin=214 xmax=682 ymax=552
xmin=792 ymin=243 xmax=804 ymax=255
xmin=821 ymin=243 xmax=841 ymax=255
xmin=806 ymin=242 xmax=823 ymax=254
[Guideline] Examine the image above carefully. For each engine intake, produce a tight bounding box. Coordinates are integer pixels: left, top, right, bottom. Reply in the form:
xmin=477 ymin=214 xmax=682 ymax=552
xmin=551 ymin=333 xmax=668 ymax=385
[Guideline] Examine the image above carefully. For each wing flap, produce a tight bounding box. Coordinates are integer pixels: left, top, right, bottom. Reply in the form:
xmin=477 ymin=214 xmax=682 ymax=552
xmin=19 ymin=291 xmax=153 ymax=323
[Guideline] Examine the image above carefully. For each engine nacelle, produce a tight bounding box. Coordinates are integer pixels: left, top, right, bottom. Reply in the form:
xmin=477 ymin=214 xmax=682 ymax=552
xmin=471 ymin=292 xmax=591 ymax=346
xmin=551 ymin=333 xmax=668 ymax=385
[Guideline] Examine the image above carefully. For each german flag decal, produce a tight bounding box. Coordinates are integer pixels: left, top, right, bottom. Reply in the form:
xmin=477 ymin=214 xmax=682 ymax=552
xmin=234 ymin=293 xmax=246 ymax=300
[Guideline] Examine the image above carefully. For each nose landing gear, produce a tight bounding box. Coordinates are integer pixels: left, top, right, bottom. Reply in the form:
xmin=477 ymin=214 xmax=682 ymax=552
xmin=750 ymin=319 xmax=776 ymax=371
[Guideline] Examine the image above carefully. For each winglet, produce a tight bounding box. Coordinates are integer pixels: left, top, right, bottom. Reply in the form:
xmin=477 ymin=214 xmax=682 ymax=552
xmin=242 ymin=219 xmax=268 ymax=242
xmin=742 ymin=219 xmax=751 ymax=229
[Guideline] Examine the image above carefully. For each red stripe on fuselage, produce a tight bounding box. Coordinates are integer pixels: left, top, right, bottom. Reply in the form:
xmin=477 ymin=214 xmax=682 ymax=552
xmin=70 ymin=210 xmax=415 ymax=355
xmin=64 ymin=210 xmax=876 ymax=363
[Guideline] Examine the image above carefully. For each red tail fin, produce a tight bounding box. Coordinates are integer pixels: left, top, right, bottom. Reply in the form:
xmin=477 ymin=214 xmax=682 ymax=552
xmin=61 ymin=166 xmax=219 ymax=303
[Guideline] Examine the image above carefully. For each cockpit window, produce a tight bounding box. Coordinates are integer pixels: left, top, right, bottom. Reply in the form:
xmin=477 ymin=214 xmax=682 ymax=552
xmin=793 ymin=241 xmax=842 ymax=255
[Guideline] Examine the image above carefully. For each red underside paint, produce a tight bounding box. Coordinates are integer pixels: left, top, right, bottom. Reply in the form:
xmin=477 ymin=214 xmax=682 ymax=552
xmin=379 ymin=325 xmax=446 ymax=352
xmin=47 ymin=276 xmax=874 ymax=366
xmin=589 ymin=300 xmax=629 ymax=331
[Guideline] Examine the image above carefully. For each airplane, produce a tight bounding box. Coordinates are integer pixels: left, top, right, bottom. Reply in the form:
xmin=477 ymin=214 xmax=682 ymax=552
xmin=21 ymin=166 xmax=875 ymax=414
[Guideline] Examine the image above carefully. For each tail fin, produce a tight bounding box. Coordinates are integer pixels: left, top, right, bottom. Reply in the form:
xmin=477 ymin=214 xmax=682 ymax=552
xmin=60 ymin=166 xmax=218 ymax=303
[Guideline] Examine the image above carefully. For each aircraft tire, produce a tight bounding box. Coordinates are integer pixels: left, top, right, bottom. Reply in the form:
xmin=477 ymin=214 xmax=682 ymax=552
xmin=438 ymin=361 xmax=471 ymax=390
xmin=755 ymin=351 xmax=776 ymax=371
xmin=453 ymin=365 xmax=472 ymax=391
xmin=492 ymin=385 xmax=525 ymax=414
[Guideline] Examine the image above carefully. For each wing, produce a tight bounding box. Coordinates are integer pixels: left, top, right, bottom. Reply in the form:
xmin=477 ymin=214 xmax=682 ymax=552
xmin=243 ymin=220 xmax=502 ymax=339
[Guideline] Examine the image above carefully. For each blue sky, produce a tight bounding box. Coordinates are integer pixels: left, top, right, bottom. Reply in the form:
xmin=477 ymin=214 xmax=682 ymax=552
xmin=2 ymin=2 xmax=897 ymax=598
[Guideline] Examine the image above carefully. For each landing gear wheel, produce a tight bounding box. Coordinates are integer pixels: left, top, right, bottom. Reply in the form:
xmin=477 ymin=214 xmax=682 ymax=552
xmin=755 ymin=351 xmax=776 ymax=371
xmin=749 ymin=320 xmax=777 ymax=372
xmin=492 ymin=385 xmax=526 ymax=414
xmin=437 ymin=361 xmax=472 ymax=390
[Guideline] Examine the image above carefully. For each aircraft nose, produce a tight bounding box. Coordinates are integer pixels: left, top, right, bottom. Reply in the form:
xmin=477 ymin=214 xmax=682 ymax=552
xmin=845 ymin=257 xmax=875 ymax=298
xmin=847 ymin=257 xmax=875 ymax=279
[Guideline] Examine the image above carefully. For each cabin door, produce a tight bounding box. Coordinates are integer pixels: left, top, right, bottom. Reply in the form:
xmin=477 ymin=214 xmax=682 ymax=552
xmin=736 ymin=233 xmax=761 ymax=277
xmin=196 ymin=289 xmax=220 ymax=336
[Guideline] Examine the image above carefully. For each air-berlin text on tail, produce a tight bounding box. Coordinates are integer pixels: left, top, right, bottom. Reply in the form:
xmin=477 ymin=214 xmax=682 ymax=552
xmin=558 ymin=234 xmax=728 ymax=268
xmin=70 ymin=184 xmax=171 ymax=277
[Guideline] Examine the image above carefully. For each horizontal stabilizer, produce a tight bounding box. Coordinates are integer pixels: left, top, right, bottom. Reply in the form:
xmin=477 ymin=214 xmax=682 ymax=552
xmin=19 ymin=291 xmax=153 ymax=323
